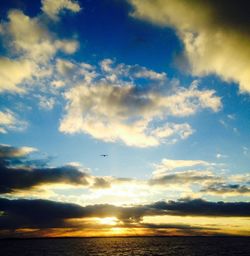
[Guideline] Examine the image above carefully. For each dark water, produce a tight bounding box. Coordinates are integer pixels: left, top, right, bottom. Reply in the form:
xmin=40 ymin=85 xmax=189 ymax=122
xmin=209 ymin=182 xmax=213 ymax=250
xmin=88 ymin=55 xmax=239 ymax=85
xmin=1 ymin=237 xmax=250 ymax=256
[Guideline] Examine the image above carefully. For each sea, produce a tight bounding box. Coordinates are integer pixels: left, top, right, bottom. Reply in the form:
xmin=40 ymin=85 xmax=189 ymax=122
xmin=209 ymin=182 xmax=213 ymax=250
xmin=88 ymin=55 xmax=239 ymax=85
xmin=1 ymin=237 xmax=250 ymax=256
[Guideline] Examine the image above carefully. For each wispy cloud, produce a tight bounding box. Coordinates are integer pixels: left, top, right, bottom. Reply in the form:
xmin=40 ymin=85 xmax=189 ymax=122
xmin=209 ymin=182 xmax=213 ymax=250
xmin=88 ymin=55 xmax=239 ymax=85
xmin=0 ymin=110 xmax=28 ymax=133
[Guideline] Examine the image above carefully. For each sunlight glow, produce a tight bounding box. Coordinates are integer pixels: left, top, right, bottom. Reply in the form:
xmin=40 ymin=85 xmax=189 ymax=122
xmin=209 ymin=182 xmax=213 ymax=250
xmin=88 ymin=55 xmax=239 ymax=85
xmin=97 ymin=217 xmax=118 ymax=225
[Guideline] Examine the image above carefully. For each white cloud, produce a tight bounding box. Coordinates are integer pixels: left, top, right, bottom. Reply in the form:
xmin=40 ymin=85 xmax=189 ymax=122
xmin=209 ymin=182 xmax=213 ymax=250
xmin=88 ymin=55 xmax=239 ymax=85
xmin=99 ymin=58 xmax=167 ymax=83
xmin=59 ymin=61 xmax=221 ymax=147
xmin=51 ymin=80 xmax=65 ymax=88
xmin=56 ymin=59 xmax=76 ymax=76
xmin=156 ymin=159 xmax=210 ymax=171
xmin=42 ymin=0 xmax=81 ymax=20
xmin=151 ymin=123 xmax=193 ymax=140
xmin=3 ymin=9 xmax=78 ymax=62
xmin=0 ymin=7 xmax=78 ymax=93
xmin=38 ymin=96 xmax=56 ymax=110
xmin=153 ymin=158 xmax=211 ymax=178
xmin=129 ymin=0 xmax=250 ymax=93
xmin=243 ymin=146 xmax=249 ymax=156
xmin=55 ymin=59 xmax=97 ymax=85
xmin=216 ymin=153 xmax=228 ymax=159
xmin=55 ymin=40 xmax=79 ymax=54
xmin=0 ymin=57 xmax=35 ymax=93
xmin=0 ymin=110 xmax=28 ymax=133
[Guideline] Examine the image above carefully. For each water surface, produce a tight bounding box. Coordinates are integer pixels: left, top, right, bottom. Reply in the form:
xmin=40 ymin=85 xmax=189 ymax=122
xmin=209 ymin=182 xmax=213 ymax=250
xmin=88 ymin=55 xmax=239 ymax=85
xmin=1 ymin=237 xmax=250 ymax=256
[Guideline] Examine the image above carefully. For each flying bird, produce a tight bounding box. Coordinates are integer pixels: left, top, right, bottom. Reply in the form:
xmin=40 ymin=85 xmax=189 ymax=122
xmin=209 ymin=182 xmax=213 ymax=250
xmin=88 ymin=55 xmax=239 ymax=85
xmin=100 ymin=154 xmax=108 ymax=157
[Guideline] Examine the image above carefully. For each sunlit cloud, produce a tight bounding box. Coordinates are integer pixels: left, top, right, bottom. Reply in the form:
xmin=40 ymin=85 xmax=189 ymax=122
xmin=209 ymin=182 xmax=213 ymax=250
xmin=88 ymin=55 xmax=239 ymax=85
xmin=0 ymin=144 xmax=37 ymax=158
xmin=149 ymin=170 xmax=217 ymax=186
xmin=0 ymin=110 xmax=28 ymax=133
xmin=0 ymin=197 xmax=249 ymax=237
xmin=60 ymin=62 xmax=221 ymax=147
xmin=0 ymin=3 xmax=79 ymax=94
xmin=41 ymin=0 xmax=81 ymax=20
xmin=37 ymin=95 xmax=56 ymax=110
xmin=0 ymin=58 xmax=34 ymax=93
xmin=153 ymin=158 xmax=211 ymax=177
xmin=129 ymin=0 xmax=250 ymax=93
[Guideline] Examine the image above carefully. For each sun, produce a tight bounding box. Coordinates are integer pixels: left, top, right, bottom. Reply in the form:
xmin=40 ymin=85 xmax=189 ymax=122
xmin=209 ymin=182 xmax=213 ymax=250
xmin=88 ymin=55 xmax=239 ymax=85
xmin=97 ymin=217 xmax=118 ymax=225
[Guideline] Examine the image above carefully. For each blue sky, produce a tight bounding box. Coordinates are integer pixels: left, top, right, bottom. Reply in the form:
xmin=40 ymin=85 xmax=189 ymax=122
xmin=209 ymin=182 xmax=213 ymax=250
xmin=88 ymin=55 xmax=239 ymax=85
xmin=0 ymin=0 xmax=250 ymax=237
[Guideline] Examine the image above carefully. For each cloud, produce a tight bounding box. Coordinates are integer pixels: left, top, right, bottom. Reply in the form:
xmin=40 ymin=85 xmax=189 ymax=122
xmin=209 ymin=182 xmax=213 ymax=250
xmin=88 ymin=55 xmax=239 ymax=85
xmin=0 ymin=197 xmax=249 ymax=232
xmin=0 ymin=163 xmax=89 ymax=194
xmin=0 ymin=6 xmax=78 ymax=93
xmin=150 ymin=198 xmax=250 ymax=217
xmin=153 ymin=158 xmax=210 ymax=176
xmin=150 ymin=158 xmax=231 ymax=192
xmin=99 ymin=58 xmax=167 ymax=82
xmin=0 ymin=144 xmax=137 ymax=195
xmin=149 ymin=170 xmax=216 ymax=186
xmin=201 ymin=183 xmax=250 ymax=196
xmin=42 ymin=0 xmax=81 ymax=20
xmin=0 ymin=145 xmax=90 ymax=194
xmin=216 ymin=153 xmax=228 ymax=159
xmin=0 ymin=144 xmax=37 ymax=158
xmin=38 ymin=96 xmax=56 ymax=110
xmin=139 ymin=222 xmax=217 ymax=234
xmin=0 ymin=110 xmax=28 ymax=133
xmin=51 ymin=80 xmax=65 ymax=88
xmin=60 ymin=60 xmax=221 ymax=147
xmin=129 ymin=0 xmax=250 ymax=93
xmin=2 ymin=9 xmax=78 ymax=62
xmin=0 ymin=58 xmax=34 ymax=93
xmin=56 ymin=59 xmax=76 ymax=76
xmin=92 ymin=177 xmax=112 ymax=189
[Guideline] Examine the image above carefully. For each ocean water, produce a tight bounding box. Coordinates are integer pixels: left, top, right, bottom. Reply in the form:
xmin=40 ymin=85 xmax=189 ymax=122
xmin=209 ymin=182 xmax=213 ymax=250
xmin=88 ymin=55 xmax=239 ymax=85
xmin=1 ymin=237 xmax=250 ymax=256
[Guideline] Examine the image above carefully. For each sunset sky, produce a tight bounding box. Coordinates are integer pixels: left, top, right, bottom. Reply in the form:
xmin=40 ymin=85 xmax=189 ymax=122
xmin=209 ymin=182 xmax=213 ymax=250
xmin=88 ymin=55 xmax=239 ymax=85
xmin=0 ymin=0 xmax=250 ymax=237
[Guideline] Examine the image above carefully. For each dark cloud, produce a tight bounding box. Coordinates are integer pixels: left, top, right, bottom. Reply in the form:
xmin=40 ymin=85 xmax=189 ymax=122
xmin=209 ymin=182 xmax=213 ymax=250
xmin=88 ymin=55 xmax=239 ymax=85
xmin=201 ymin=183 xmax=250 ymax=195
xmin=0 ymin=144 xmax=35 ymax=158
xmin=0 ymin=198 xmax=83 ymax=229
xmin=151 ymin=198 xmax=250 ymax=217
xmin=0 ymin=144 xmax=135 ymax=193
xmin=0 ymin=164 xmax=89 ymax=194
xmin=0 ymin=144 xmax=89 ymax=194
xmin=140 ymin=222 xmax=217 ymax=231
xmin=92 ymin=177 xmax=111 ymax=189
xmin=0 ymin=197 xmax=249 ymax=232
xmin=198 ymin=0 xmax=250 ymax=33
xmin=0 ymin=198 xmax=151 ymax=229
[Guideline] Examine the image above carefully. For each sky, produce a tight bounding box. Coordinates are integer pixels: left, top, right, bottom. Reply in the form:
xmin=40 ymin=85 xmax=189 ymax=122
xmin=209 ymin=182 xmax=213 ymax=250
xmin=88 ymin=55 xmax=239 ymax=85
xmin=0 ymin=0 xmax=250 ymax=237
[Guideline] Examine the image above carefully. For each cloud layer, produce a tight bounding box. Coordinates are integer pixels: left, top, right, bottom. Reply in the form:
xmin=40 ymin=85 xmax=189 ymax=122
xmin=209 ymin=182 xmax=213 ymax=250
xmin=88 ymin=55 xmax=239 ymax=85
xmin=0 ymin=197 xmax=249 ymax=232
